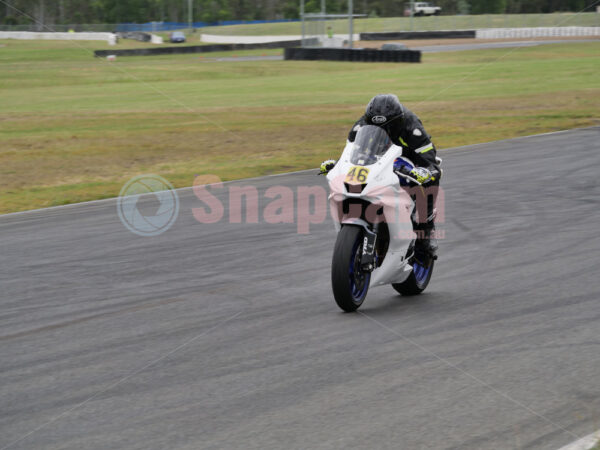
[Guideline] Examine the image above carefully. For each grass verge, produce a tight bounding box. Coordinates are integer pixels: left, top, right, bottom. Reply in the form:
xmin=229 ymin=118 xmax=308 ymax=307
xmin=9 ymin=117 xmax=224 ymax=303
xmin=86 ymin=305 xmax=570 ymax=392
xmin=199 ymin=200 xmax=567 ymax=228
xmin=0 ymin=39 xmax=599 ymax=213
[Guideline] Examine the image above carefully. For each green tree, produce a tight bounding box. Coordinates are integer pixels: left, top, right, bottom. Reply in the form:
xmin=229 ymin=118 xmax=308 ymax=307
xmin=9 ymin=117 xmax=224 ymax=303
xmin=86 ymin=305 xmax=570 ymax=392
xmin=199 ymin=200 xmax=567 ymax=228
xmin=470 ymin=0 xmax=506 ymax=13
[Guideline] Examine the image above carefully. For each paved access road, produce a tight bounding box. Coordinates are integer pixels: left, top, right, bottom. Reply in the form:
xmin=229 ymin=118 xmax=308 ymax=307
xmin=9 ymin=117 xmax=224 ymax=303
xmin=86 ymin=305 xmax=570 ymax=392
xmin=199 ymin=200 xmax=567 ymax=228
xmin=1 ymin=128 xmax=599 ymax=449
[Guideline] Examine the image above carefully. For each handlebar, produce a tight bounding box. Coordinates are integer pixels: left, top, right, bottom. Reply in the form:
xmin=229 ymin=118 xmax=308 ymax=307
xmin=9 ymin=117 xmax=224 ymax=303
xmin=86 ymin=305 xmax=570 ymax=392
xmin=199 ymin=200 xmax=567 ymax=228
xmin=394 ymin=165 xmax=422 ymax=186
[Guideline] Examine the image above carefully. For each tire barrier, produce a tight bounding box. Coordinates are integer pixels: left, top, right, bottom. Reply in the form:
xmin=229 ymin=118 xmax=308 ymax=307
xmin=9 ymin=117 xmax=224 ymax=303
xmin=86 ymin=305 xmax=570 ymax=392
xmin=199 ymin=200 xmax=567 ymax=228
xmin=360 ymin=30 xmax=476 ymax=40
xmin=284 ymin=47 xmax=421 ymax=63
xmin=94 ymin=39 xmax=314 ymax=57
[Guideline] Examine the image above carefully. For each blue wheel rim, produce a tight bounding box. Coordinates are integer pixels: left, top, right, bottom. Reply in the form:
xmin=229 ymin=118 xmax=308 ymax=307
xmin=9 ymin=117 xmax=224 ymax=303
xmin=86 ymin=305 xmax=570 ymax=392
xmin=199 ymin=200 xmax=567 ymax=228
xmin=349 ymin=236 xmax=370 ymax=302
xmin=413 ymin=260 xmax=431 ymax=287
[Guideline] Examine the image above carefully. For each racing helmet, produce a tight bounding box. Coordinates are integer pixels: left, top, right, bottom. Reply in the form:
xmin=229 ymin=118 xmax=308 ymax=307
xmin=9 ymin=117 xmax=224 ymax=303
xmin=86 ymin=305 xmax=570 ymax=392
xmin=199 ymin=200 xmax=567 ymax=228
xmin=365 ymin=94 xmax=405 ymax=130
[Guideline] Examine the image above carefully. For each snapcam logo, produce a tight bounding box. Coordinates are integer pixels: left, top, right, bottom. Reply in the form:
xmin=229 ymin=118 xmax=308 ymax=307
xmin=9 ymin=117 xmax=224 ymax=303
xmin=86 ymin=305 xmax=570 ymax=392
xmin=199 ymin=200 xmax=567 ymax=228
xmin=117 ymin=174 xmax=179 ymax=237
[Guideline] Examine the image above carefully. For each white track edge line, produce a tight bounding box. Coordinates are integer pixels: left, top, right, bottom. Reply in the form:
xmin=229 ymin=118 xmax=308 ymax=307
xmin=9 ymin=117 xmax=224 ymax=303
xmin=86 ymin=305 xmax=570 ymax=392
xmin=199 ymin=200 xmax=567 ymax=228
xmin=2 ymin=126 xmax=597 ymax=218
xmin=0 ymin=168 xmax=317 ymax=218
xmin=556 ymin=429 xmax=600 ymax=450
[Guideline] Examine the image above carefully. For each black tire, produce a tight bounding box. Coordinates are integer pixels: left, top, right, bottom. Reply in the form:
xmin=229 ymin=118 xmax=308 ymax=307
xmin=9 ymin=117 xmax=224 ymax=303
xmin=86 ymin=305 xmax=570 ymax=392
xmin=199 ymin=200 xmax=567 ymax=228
xmin=392 ymin=258 xmax=435 ymax=296
xmin=331 ymin=226 xmax=371 ymax=312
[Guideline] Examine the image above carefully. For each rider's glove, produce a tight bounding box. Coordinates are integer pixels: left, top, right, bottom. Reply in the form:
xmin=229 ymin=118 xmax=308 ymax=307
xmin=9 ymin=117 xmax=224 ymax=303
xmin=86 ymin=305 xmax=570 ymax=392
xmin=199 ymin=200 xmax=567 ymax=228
xmin=410 ymin=167 xmax=435 ymax=185
xmin=319 ymin=159 xmax=337 ymax=175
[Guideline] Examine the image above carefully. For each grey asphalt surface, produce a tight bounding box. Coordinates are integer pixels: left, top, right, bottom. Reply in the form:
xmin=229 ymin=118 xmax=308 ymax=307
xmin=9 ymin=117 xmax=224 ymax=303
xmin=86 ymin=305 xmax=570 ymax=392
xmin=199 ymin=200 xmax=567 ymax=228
xmin=1 ymin=127 xmax=600 ymax=450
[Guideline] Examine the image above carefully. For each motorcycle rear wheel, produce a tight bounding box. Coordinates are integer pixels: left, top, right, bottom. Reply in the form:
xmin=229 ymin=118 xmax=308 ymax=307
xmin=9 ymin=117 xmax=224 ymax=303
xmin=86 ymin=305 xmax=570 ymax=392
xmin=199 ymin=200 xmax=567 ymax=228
xmin=331 ymin=225 xmax=371 ymax=312
xmin=392 ymin=257 xmax=435 ymax=296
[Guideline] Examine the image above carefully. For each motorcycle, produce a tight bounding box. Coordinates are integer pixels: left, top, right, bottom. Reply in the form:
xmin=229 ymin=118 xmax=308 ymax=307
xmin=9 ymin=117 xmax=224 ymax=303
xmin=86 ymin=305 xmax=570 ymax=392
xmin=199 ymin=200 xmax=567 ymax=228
xmin=326 ymin=125 xmax=439 ymax=312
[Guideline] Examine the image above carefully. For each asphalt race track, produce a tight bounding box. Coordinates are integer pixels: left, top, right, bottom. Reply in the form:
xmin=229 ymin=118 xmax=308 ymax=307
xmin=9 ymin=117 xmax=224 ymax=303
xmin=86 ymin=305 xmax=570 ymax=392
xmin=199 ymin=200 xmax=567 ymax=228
xmin=1 ymin=127 xmax=599 ymax=449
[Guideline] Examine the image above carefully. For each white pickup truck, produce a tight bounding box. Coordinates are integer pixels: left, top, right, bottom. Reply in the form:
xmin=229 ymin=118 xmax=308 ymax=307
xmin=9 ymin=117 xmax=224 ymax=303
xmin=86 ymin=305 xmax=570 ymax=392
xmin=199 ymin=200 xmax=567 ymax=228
xmin=404 ymin=2 xmax=442 ymax=16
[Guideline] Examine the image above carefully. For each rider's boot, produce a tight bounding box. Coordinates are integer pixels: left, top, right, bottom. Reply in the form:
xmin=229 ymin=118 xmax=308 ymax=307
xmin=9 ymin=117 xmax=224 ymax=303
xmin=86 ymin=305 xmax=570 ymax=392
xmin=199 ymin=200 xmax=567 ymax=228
xmin=414 ymin=221 xmax=438 ymax=263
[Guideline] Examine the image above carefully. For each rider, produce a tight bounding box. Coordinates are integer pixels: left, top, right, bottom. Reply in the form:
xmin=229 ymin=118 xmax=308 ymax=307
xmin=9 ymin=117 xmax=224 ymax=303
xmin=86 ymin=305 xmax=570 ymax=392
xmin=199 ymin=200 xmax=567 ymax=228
xmin=320 ymin=94 xmax=441 ymax=259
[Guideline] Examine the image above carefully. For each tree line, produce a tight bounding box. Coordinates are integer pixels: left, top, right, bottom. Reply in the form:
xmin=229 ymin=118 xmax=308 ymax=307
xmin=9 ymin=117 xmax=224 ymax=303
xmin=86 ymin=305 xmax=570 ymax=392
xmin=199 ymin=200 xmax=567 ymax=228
xmin=1 ymin=0 xmax=591 ymax=26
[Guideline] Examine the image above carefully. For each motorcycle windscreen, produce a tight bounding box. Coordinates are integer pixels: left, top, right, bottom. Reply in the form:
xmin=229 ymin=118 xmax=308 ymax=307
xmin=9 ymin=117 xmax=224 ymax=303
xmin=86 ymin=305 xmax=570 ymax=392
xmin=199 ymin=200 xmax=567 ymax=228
xmin=350 ymin=125 xmax=392 ymax=166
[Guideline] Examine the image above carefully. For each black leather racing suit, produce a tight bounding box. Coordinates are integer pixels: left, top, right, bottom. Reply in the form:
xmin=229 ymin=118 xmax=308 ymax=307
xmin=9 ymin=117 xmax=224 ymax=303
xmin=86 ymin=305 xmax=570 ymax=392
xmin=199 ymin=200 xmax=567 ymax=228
xmin=348 ymin=108 xmax=441 ymax=237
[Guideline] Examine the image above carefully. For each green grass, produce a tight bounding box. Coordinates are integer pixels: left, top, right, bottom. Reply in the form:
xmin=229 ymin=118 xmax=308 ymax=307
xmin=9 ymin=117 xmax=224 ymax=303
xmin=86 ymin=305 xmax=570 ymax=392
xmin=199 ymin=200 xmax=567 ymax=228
xmin=197 ymin=12 xmax=600 ymax=36
xmin=0 ymin=39 xmax=599 ymax=213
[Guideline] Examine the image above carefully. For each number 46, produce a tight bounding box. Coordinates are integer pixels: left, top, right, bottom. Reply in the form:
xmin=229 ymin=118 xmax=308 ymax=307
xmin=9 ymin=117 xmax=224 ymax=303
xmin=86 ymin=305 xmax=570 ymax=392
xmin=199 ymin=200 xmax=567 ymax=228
xmin=345 ymin=166 xmax=369 ymax=183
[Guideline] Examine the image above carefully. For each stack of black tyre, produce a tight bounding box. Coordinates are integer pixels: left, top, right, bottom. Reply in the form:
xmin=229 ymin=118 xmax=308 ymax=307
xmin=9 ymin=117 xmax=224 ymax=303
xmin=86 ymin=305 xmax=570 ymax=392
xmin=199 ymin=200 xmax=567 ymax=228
xmin=284 ymin=47 xmax=421 ymax=63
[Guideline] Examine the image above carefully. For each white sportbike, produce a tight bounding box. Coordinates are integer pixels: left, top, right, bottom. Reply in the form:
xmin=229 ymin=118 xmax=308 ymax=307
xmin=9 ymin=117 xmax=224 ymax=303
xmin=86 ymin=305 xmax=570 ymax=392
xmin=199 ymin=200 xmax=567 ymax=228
xmin=327 ymin=125 xmax=440 ymax=312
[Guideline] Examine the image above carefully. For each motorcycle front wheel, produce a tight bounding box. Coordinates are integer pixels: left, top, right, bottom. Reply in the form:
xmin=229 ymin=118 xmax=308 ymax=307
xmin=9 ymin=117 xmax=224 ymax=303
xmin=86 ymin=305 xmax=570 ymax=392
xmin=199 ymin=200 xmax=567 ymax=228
xmin=331 ymin=225 xmax=371 ymax=312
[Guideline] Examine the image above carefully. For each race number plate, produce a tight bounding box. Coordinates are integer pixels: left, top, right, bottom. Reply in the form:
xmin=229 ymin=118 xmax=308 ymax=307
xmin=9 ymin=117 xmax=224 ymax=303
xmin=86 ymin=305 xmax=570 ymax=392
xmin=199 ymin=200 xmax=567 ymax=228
xmin=345 ymin=166 xmax=370 ymax=184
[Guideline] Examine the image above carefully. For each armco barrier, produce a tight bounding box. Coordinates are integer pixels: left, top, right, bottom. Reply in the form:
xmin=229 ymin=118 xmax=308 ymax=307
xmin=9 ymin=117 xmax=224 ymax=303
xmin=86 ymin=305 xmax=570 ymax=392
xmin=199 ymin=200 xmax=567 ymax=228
xmin=284 ymin=47 xmax=421 ymax=63
xmin=94 ymin=39 xmax=314 ymax=57
xmin=0 ymin=31 xmax=116 ymax=44
xmin=360 ymin=30 xmax=476 ymax=40
xmin=476 ymin=26 xmax=600 ymax=39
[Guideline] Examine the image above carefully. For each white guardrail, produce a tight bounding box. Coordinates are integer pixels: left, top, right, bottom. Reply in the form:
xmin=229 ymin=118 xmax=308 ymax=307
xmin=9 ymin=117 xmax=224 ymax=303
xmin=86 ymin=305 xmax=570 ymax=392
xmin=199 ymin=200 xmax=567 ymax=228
xmin=476 ymin=26 xmax=600 ymax=39
xmin=0 ymin=27 xmax=597 ymax=46
xmin=0 ymin=31 xmax=117 ymax=44
xmin=201 ymin=27 xmax=599 ymax=44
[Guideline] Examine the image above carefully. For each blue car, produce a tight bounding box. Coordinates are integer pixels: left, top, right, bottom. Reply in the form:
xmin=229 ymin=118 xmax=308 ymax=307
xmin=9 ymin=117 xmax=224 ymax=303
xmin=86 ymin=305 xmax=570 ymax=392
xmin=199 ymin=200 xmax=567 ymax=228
xmin=169 ymin=31 xmax=186 ymax=43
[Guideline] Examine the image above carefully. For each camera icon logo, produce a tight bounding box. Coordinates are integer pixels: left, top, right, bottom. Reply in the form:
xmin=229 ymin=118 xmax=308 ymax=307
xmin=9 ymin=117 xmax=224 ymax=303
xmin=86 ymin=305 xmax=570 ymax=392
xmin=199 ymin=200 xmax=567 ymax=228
xmin=117 ymin=174 xmax=179 ymax=237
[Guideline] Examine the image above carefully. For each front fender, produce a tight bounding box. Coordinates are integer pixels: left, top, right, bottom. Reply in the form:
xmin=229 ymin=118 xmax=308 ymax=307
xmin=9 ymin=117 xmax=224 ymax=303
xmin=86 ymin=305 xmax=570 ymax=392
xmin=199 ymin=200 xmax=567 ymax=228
xmin=339 ymin=217 xmax=371 ymax=231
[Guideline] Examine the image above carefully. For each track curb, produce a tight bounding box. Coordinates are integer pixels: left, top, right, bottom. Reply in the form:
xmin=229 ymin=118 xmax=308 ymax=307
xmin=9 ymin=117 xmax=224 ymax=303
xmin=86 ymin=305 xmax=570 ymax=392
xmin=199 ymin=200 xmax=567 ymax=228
xmin=557 ymin=430 xmax=600 ymax=450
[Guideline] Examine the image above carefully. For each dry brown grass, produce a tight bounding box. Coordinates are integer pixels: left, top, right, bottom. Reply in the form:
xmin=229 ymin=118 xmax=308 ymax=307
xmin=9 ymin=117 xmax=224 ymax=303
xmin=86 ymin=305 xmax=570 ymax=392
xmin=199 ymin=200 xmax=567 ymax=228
xmin=2 ymin=91 xmax=596 ymax=214
xmin=1 ymin=40 xmax=598 ymax=213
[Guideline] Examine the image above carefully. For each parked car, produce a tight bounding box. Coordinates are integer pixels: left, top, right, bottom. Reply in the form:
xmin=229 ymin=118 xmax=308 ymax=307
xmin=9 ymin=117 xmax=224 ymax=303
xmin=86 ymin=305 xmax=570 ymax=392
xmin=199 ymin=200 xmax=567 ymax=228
xmin=404 ymin=2 xmax=442 ymax=16
xmin=169 ymin=31 xmax=186 ymax=43
xmin=381 ymin=43 xmax=408 ymax=50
